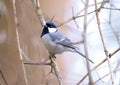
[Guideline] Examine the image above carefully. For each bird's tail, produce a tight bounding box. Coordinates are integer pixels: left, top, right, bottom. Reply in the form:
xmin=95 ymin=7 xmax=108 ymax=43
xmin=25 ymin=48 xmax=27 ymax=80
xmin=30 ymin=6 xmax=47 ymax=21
xmin=75 ymin=49 xmax=94 ymax=64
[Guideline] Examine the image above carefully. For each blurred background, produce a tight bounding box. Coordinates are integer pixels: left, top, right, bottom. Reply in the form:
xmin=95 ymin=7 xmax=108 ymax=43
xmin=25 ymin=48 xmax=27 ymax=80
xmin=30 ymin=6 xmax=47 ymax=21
xmin=0 ymin=0 xmax=120 ymax=85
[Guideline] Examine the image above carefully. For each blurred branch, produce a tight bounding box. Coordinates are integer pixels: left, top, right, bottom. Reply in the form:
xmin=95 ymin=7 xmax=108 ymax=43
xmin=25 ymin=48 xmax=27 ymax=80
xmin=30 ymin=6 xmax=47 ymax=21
xmin=114 ymin=59 xmax=120 ymax=75
xmin=94 ymin=0 xmax=114 ymax=84
xmin=0 ymin=69 xmax=8 ymax=85
xmin=24 ymin=56 xmax=63 ymax=85
xmin=94 ymin=64 xmax=120 ymax=84
xmin=32 ymin=0 xmax=45 ymax=26
xmin=94 ymin=71 xmax=112 ymax=84
xmin=12 ymin=0 xmax=28 ymax=85
xmin=102 ymin=7 xmax=120 ymax=10
xmin=82 ymin=0 xmax=94 ymax=85
xmin=72 ymin=7 xmax=80 ymax=28
xmin=94 ymin=69 xmax=105 ymax=84
xmin=108 ymin=2 xmax=120 ymax=47
xmin=57 ymin=0 xmax=106 ymax=27
xmin=77 ymin=47 xmax=120 ymax=84
xmin=24 ymin=61 xmax=51 ymax=65
xmin=57 ymin=10 xmax=95 ymax=27
xmin=50 ymin=57 xmax=63 ymax=85
xmin=109 ymin=21 xmax=120 ymax=47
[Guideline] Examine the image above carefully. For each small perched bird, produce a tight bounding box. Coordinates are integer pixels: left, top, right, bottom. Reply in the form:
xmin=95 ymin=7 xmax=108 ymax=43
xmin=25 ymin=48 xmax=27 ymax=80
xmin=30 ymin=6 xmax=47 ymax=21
xmin=41 ymin=22 xmax=94 ymax=63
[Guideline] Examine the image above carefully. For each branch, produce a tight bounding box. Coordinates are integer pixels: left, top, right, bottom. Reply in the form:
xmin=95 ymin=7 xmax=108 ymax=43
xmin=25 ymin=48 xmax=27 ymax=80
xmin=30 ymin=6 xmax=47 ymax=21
xmin=82 ymin=0 xmax=94 ymax=85
xmin=50 ymin=57 xmax=63 ymax=85
xmin=24 ymin=57 xmax=63 ymax=85
xmin=57 ymin=0 xmax=107 ymax=27
xmin=102 ymin=7 xmax=120 ymax=10
xmin=0 ymin=69 xmax=8 ymax=85
xmin=31 ymin=1 xmax=63 ymax=84
xmin=24 ymin=62 xmax=51 ymax=66
xmin=94 ymin=0 xmax=114 ymax=84
xmin=94 ymin=67 xmax=120 ymax=84
xmin=12 ymin=0 xmax=28 ymax=85
xmin=32 ymin=0 xmax=45 ymax=26
xmin=57 ymin=10 xmax=95 ymax=27
xmin=77 ymin=48 xmax=120 ymax=84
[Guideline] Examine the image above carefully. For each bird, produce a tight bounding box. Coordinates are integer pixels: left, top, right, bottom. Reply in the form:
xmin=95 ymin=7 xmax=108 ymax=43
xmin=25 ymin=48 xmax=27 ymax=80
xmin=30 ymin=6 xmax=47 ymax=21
xmin=41 ymin=21 xmax=94 ymax=63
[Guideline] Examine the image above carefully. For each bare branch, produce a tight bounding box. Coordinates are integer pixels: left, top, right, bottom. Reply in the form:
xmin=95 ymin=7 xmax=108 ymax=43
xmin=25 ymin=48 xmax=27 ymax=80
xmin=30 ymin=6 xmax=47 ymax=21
xmin=77 ymin=48 xmax=120 ymax=84
xmin=94 ymin=64 xmax=120 ymax=84
xmin=57 ymin=0 xmax=107 ymax=27
xmin=32 ymin=0 xmax=45 ymax=26
xmin=24 ymin=62 xmax=51 ymax=66
xmin=50 ymin=57 xmax=63 ymax=85
xmin=72 ymin=7 xmax=80 ymax=28
xmin=102 ymin=7 xmax=120 ymax=10
xmin=0 ymin=69 xmax=8 ymax=85
xmin=31 ymin=1 xmax=63 ymax=84
xmin=82 ymin=0 xmax=94 ymax=85
xmin=12 ymin=0 xmax=28 ymax=85
xmin=94 ymin=0 xmax=114 ymax=84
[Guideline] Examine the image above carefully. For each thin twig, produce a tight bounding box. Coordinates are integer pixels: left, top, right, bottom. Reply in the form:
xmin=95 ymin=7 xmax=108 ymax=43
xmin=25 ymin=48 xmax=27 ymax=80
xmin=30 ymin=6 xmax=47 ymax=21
xmin=109 ymin=23 xmax=120 ymax=47
xmin=102 ymin=7 xmax=120 ymax=10
xmin=94 ymin=69 xmax=105 ymax=84
xmin=109 ymin=48 xmax=120 ymax=57
xmin=94 ymin=67 xmax=120 ymax=84
xmin=24 ymin=61 xmax=51 ymax=66
xmin=72 ymin=7 xmax=80 ymax=28
xmin=77 ymin=48 xmax=120 ymax=84
xmin=57 ymin=0 xmax=106 ymax=27
xmin=108 ymin=3 xmax=120 ymax=47
xmin=94 ymin=0 xmax=114 ymax=84
xmin=94 ymin=71 xmax=111 ymax=84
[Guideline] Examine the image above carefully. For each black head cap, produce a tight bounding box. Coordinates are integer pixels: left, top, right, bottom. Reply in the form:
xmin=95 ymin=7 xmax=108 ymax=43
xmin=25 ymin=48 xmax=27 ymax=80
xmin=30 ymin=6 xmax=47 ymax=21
xmin=41 ymin=22 xmax=57 ymax=37
xmin=46 ymin=22 xmax=57 ymax=28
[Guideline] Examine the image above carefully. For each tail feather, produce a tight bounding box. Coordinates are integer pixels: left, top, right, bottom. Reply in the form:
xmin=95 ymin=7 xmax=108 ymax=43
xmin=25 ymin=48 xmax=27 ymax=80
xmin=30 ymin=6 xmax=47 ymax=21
xmin=75 ymin=49 xmax=94 ymax=64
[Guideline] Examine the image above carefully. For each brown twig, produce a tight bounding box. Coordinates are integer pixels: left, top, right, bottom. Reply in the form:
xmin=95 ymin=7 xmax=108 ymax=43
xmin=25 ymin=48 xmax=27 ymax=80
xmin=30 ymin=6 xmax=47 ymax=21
xmin=32 ymin=0 xmax=45 ymax=26
xmin=50 ymin=57 xmax=63 ymax=85
xmin=24 ymin=57 xmax=63 ymax=85
xmin=24 ymin=62 xmax=51 ymax=66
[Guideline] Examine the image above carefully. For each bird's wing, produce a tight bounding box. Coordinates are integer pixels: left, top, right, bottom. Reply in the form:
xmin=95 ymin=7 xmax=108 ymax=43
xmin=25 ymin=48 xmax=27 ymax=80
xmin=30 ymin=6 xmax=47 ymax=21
xmin=55 ymin=37 xmax=75 ymax=49
xmin=49 ymin=31 xmax=75 ymax=49
xmin=49 ymin=31 xmax=94 ymax=63
xmin=54 ymin=36 xmax=94 ymax=63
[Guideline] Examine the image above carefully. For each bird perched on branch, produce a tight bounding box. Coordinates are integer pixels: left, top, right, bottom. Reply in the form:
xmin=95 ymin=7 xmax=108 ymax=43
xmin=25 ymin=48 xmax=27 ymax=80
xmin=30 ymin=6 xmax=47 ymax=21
xmin=41 ymin=21 xmax=94 ymax=63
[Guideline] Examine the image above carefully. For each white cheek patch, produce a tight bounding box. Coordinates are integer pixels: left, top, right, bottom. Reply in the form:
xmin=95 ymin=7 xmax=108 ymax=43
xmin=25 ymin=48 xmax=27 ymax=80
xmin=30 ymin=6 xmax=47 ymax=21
xmin=48 ymin=27 xmax=57 ymax=33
